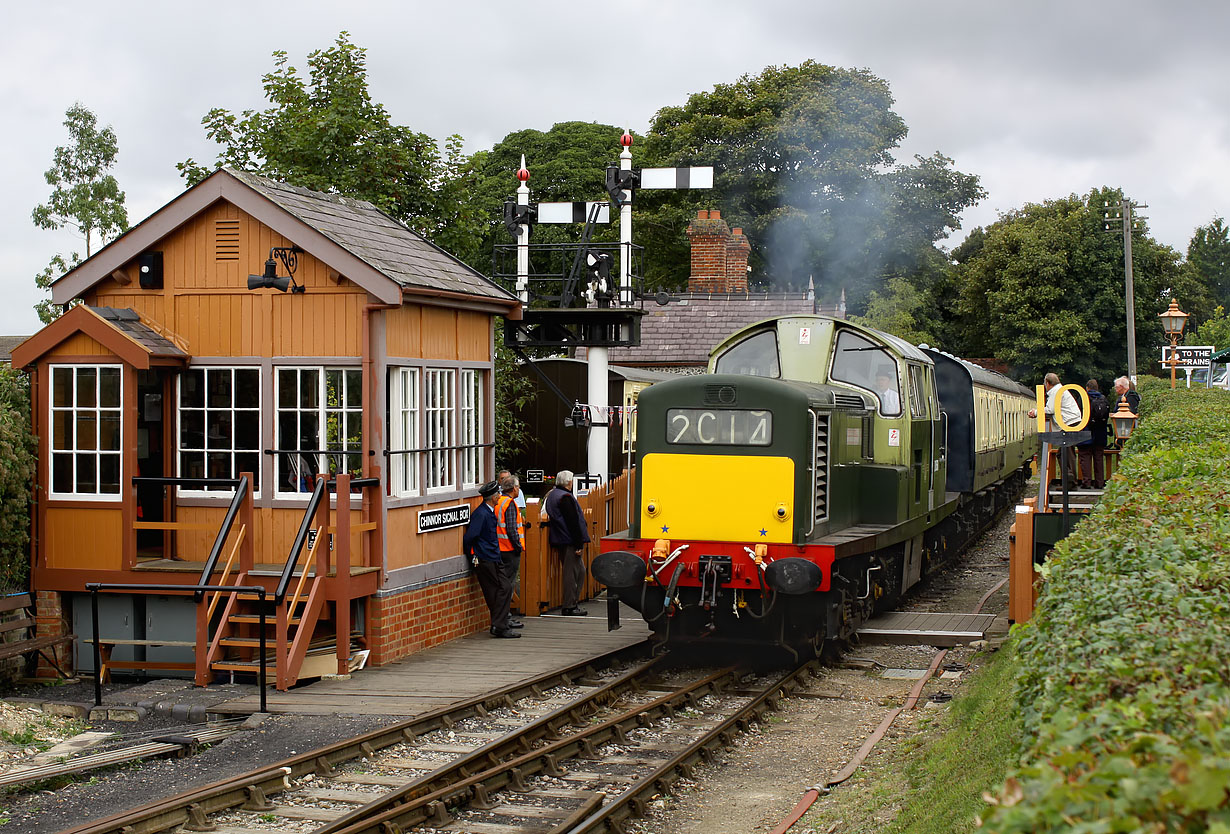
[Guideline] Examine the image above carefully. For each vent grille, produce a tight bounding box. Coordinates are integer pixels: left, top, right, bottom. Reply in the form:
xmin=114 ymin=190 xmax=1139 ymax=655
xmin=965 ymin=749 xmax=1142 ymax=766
xmin=703 ymin=384 xmax=737 ymax=406
xmin=814 ymin=412 xmax=830 ymax=524
xmin=215 ymin=219 xmax=240 ymax=261
xmin=833 ymin=393 xmax=866 ymax=409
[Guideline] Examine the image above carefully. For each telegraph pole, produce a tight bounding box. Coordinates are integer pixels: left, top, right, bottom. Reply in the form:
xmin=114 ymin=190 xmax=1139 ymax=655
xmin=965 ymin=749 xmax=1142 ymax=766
xmin=1103 ymin=198 xmax=1147 ymax=381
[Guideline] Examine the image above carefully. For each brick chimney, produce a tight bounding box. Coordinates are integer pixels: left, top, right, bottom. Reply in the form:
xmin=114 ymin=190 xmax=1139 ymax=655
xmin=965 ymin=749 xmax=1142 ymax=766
xmin=725 ymin=227 xmax=750 ymax=292
xmin=686 ymin=210 xmax=737 ymax=292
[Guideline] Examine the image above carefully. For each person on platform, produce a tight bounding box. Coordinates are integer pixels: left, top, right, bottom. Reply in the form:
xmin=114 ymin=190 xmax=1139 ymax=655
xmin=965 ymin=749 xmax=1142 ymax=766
xmin=497 ymin=469 xmax=527 ymax=519
xmin=542 ymin=470 xmax=591 ymax=616
xmin=875 ymin=369 xmax=901 ymax=415
xmin=495 ymin=473 xmax=524 ymax=627
xmin=1028 ymin=372 xmax=1082 ymax=485
xmin=1077 ymin=379 xmax=1109 ymax=489
xmin=463 ymin=481 xmax=519 ymax=638
xmin=1110 ymin=376 xmax=1141 ymax=414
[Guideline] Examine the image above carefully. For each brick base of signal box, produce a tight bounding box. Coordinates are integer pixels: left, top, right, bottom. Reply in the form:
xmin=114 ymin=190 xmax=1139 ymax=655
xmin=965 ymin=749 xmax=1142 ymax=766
xmin=367 ymin=575 xmax=491 ymax=666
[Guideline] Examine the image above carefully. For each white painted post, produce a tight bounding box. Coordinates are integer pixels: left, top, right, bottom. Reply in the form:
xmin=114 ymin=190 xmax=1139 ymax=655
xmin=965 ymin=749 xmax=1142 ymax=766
xmin=516 ymin=156 xmax=530 ymax=306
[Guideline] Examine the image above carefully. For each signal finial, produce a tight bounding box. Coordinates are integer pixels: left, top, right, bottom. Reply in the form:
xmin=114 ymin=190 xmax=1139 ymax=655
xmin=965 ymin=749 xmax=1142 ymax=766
xmin=516 ymin=154 xmax=530 ymax=182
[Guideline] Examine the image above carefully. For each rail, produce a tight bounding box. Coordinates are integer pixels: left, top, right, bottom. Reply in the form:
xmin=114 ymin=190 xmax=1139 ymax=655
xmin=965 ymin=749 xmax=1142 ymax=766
xmin=276 ymin=476 xmax=328 ymax=606
xmin=85 ymin=583 xmax=268 ymax=714
xmin=195 ymin=475 xmax=251 ymax=602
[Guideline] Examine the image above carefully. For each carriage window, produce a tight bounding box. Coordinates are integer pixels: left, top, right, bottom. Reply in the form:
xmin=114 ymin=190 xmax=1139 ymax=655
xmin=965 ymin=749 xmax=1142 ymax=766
xmin=907 ymin=365 xmax=928 ymax=419
xmin=666 ymin=409 xmax=772 ymax=446
xmin=714 ymin=330 xmax=780 ymax=377
xmin=831 ymin=330 xmax=901 ymax=417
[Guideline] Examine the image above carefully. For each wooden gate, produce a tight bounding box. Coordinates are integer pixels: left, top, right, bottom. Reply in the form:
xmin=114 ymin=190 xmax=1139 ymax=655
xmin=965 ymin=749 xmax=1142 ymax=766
xmin=516 ymin=469 xmax=636 ymax=616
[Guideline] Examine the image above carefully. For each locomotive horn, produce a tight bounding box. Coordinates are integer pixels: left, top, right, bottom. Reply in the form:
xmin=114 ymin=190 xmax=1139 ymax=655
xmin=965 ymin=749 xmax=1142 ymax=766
xmin=765 ymin=558 xmax=822 ymax=595
xmin=592 ymin=551 xmax=647 ymax=588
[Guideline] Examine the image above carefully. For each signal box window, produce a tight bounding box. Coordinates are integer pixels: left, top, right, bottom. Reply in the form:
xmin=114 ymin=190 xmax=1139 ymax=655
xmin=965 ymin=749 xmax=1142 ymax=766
xmin=424 ymin=369 xmax=456 ymax=492
xmin=50 ymin=365 xmax=122 ymax=499
xmin=276 ymin=367 xmax=362 ymax=495
xmin=714 ymin=330 xmax=780 ymax=377
xmin=179 ymin=367 xmax=261 ymax=493
xmin=831 ymin=330 xmax=901 ymax=417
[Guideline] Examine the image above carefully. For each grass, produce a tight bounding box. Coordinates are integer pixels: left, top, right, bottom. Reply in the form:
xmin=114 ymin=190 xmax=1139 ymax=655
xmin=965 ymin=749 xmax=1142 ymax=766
xmin=800 ymin=642 xmax=1021 ymax=834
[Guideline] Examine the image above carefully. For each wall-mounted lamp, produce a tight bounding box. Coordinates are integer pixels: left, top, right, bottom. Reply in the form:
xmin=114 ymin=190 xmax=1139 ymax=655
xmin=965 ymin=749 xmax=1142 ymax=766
xmin=248 ymin=246 xmax=305 ymax=293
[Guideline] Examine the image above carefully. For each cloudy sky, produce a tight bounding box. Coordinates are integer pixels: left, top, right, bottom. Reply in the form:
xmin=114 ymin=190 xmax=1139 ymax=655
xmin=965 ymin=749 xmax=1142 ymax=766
xmin=2 ymin=1 xmax=1226 ymax=335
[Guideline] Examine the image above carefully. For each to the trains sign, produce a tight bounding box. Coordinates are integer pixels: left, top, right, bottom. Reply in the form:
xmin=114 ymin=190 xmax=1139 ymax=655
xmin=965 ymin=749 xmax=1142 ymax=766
xmin=417 ymin=504 xmax=470 ymax=534
xmin=1160 ymin=345 xmax=1213 ymax=369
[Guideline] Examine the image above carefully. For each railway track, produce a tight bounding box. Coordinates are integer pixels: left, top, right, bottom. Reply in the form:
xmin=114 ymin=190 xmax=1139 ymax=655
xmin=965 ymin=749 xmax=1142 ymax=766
xmin=59 ymin=644 xmax=816 ymax=834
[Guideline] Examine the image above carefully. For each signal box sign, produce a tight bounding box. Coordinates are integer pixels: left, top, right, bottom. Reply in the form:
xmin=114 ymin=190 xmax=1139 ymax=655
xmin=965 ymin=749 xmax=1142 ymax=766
xmin=418 ymin=504 xmax=471 ymax=534
xmin=1161 ymin=345 xmax=1213 ymax=369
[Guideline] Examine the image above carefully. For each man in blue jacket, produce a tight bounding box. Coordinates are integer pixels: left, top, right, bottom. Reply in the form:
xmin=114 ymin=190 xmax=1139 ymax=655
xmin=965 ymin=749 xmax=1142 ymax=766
xmin=464 ymin=481 xmax=519 ymax=638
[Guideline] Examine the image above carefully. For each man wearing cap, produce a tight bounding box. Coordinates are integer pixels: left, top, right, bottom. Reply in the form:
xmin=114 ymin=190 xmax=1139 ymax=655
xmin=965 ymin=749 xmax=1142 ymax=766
xmin=464 ymin=481 xmax=519 ymax=638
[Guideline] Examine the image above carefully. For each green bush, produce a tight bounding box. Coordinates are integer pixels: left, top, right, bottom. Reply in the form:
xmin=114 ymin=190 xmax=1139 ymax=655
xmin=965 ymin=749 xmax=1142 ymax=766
xmin=0 ymin=366 xmax=35 ymax=593
xmin=982 ymin=382 xmax=1230 ymax=832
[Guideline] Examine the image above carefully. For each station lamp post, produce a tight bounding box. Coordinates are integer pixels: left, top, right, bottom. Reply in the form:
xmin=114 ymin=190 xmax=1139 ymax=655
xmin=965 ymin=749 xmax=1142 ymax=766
xmin=1159 ymin=299 xmax=1189 ymax=389
xmin=1110 ymin=399 xmax=1138 ymax=445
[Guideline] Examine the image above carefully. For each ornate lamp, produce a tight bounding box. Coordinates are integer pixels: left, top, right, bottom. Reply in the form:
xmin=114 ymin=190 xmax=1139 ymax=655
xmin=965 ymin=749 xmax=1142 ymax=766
xmin=247 ymin=246 xmax=305 ymax=293
xmin=1159 ymin=299 xmax=1188 ymax=389
xmin=1110 ymin=399 xmax=1138 ymax=442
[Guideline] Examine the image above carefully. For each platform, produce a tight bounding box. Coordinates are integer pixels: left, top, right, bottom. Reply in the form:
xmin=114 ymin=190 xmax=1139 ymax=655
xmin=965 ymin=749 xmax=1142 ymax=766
xmin=855 ymin=611 xmax=997 ymax=647
xmin=209 ymin=600 xmax=651 ymax=716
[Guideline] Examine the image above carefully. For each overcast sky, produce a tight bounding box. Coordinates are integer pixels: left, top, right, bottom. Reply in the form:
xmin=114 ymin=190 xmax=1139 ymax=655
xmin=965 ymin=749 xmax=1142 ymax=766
xmin=2 ymin=1 xmax=1226 ymax=335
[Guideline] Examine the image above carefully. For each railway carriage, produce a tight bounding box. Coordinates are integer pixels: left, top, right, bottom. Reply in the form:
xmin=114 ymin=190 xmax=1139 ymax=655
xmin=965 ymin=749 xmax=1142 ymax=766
xmin=594 ymin=315 xmax=1035 ymax=655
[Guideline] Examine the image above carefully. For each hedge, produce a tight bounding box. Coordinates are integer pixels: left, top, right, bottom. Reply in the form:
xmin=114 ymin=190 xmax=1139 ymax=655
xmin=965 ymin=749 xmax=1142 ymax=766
xmin=0 ymin=366 xmax=34 ymax=593
xmin=982 ymin=377 xmax=1230 ymax=831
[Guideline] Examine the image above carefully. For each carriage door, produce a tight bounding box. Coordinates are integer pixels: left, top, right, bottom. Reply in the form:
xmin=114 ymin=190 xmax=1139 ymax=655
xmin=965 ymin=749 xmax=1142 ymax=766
xmin=906 ymin=364 xmax=933 ymax=511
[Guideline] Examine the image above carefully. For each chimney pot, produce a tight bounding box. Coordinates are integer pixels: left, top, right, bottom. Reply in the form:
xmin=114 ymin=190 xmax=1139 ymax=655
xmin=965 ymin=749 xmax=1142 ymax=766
xmin=710 ymin=210 xmax=721 ymax=220
xmin=697 ymin=209 xmax=709 ymax=220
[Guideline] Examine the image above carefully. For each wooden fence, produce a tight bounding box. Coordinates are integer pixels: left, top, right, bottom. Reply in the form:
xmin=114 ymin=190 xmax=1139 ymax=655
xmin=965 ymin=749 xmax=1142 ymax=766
xmin=516 ymin=469 xmax=637 ymax=617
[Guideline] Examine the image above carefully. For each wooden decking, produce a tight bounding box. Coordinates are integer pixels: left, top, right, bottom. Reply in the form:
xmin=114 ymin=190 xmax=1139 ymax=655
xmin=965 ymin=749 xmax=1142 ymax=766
xmin=210 ymin=601 xmax=652 ymax=716
xmin=856 ymin=611 xmax=998 ymax=647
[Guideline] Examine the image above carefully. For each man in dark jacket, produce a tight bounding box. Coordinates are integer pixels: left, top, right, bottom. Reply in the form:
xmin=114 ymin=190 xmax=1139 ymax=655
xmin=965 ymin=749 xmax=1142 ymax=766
xmin=1077 ymin=379 xmax=1109 ymax=489
xmin=542 ymin=469 xmax=591 ymax=616
xmin=464 ymin=481 xmax=519 ymax=638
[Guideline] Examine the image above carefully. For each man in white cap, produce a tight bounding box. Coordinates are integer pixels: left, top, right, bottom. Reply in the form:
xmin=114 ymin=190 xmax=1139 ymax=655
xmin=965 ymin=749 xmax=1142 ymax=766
xmin=464 ymin=481 xmax=519 ymax=638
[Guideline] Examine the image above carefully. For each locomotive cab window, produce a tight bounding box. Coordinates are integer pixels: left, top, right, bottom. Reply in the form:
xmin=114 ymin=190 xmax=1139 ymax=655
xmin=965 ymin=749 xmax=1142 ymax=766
xmin=666 ymin=408 xmax=772 ymax=445
xmin=713 ymin=330 xmax=780 ymax=377
xmin=831 ymin=330 xmax=901 ymax=417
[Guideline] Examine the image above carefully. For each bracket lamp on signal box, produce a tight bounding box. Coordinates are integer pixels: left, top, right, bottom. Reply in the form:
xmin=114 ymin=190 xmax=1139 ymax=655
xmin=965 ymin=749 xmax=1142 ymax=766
xmin=248 ymin=246 xmax=306 ymax=293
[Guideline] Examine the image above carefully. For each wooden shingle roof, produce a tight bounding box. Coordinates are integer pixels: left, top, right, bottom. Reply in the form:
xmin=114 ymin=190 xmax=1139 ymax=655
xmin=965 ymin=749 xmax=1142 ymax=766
xmin=226 ymin=169 xmax=513 ymax=304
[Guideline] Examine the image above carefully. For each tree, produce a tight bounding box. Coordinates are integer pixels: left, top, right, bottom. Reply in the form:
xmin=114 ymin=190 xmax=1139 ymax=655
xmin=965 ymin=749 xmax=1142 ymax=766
xmin=952 ymin=187 xmax=1183 ymax=383
xmin=1192 ymin=305 xmax=1230 ymax=351
xmin=31 ymin=103 xmax=128 ymax=323
xmin=637 ymin=61 xmax=984 ymax=306
xmin=0 ymin=366 xmax=35 ymax=591
xmin=464 ymin=121 xmax=627 ymax=276
xmin=178 ymin=32 xmax=458 ymax=239
xmin=1183 ymin=217 xmax=1230 ymax=310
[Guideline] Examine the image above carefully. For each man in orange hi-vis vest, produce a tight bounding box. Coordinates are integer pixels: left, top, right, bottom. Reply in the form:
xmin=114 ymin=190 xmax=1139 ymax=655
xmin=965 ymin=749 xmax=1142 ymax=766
xmin=495 ymin=473 xmax=525 ymax=629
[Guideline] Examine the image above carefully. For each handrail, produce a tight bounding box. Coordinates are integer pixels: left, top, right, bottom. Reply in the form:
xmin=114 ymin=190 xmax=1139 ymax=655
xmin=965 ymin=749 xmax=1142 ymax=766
xmin=86 ymin=583 xmax=267 ymax=714
xmin=131 ymin=476 xmax=242 ymax=488
xmin=277 ymin=476 xmax=328 ymax=605
xmin=206 ymin=526 xmax=247 ymax=621
xmin=196 ymin=475 xmax=251 ymax=601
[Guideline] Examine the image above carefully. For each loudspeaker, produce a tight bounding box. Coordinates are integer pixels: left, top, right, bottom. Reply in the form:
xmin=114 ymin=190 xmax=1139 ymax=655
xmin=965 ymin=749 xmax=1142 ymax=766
xmin=138 ymin=251 xmax=163 ymax=289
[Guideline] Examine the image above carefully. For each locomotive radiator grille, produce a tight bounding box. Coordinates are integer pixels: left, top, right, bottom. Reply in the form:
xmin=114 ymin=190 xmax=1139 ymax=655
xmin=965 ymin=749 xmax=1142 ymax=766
xmin=814 ymin=412 xmax=830 ymax=524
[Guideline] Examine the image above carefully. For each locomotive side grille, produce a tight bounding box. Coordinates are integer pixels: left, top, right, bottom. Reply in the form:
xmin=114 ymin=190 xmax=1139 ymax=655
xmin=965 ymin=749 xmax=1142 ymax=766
xmin=814 ymin=412 xmax=830 ymax=524
xmin=833 ymin=393 xmax=866 ymax=409
xmin=703 ymin=384 xmax=738 ymax=405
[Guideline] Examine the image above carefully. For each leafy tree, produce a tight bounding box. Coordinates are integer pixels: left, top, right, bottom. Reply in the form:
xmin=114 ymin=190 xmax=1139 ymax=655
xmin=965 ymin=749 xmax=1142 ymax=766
xmin=1183 ymin=217 xmax=1230 ymax=310
xmin=953 ymin=187 xmax=1183 ymax=384
xmin=0 ymin=367 xmax=35 ymax=591
xmin=178 ymin=32 xmax=465 ymax=240
xmin=31 ymin=103 xmax=128 ymax=323
xmin=464 ymin=121 xmax=627 ymax=277
xmin=1192 ymin=305 xmax=1230 ymax=351
xmin=637 ymin=61 xmax=984 ymax=306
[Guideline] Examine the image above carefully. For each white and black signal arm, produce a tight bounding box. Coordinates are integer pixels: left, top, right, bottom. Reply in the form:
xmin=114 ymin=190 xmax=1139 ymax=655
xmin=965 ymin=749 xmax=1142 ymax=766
xmin=606 ymin=165 xmax=714 ymax=207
